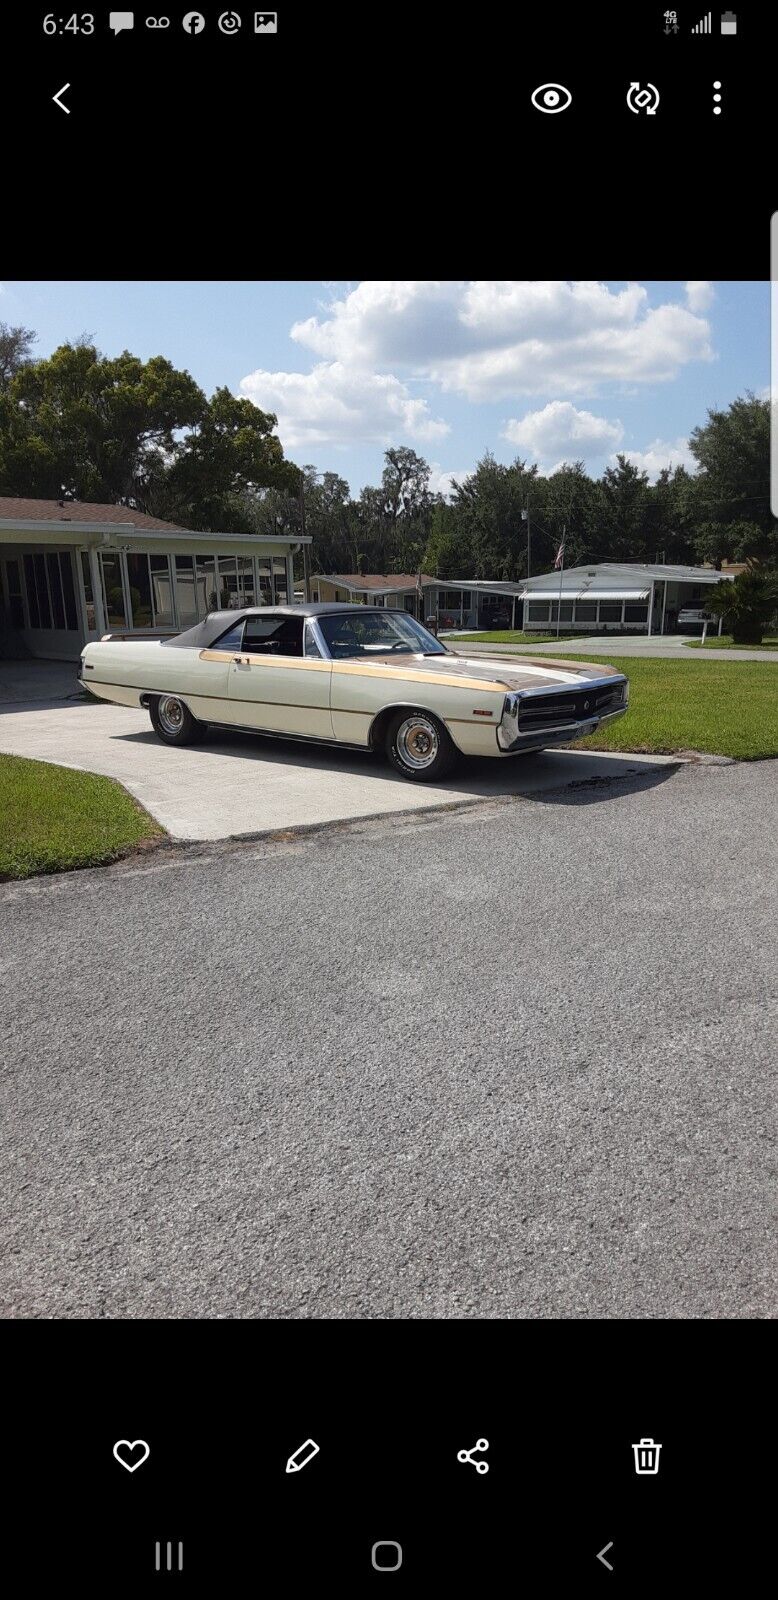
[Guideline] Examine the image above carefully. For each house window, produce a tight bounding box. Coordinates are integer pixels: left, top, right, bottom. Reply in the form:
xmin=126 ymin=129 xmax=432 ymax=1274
xmin=550 ymin=601 xmax=574 ymax=624
xmin=237 ymin=555 xmax=255 ymax=607
xmin=574 ymin=602 xmax=597 ymax=623
xmin=59 ymin=552 xmax=78 ymax=630
xmin=527 ymin=602 xmax=551 ymax=624
xmin=3 ymin=559 xmax=26 ymax=629
xmin=174 ymin=555 xmax=199 ymax=628
xmin=624 ymin=603 xmax=648 ymax=624
xmin=99 ymin=552 xmax=127 ymax=628
xmin=598 ymin=603 xmax=622 ymax=623
xmin=273 ymin=557 xmax=289 ymax=604
xmin=257 ymin=559 xmax=273 ymax=606
xmin=80 ymin=553 xmax=96 ymax=630
xmin=195 ymin=555 xmax=219 ymax=613
xmin=126 ymin=553 xmax=153 ymax=628
xmin=149 ymin=555 xmax=174 ymax=626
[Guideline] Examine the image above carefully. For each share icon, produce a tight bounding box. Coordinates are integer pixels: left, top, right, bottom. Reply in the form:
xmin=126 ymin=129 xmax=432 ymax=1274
xmin=457 ymin=1438 xmax=489 ymax=1474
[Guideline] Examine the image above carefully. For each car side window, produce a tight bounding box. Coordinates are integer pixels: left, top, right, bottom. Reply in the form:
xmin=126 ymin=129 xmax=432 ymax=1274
xmin=213 ymin=621 xmax=245 ymax=651
xmin=304 ymin=622 xmax=323 ymax=658
xmin=243 ymin=616 xmax=304 ymax=657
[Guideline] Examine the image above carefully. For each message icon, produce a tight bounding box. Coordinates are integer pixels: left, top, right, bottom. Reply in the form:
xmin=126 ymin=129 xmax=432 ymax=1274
xmin=109 ymin=11 xmax=135 ymax=31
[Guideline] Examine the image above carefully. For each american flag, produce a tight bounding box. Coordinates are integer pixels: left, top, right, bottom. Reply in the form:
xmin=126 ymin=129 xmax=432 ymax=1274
xmin=554 ymin=539 xmax=565 ymax=570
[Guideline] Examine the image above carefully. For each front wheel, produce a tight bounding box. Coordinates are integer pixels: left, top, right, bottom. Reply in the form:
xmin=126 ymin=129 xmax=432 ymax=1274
xmin=385 ymin=709 xmax=456 ymax=782
xmin=149 ymin=694 xmax=205 ymax=746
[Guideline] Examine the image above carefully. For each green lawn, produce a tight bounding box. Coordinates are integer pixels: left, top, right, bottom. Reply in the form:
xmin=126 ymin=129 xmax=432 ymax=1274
xmin=448 ymin=630 xmax=579 ymax=644
xmin=686 ymin=635 xmax=778 ymax=650
xmin=0 ymin=754 xmax=164 ymax=880
xmin=567 ymin=656 xmax=778 ymax=761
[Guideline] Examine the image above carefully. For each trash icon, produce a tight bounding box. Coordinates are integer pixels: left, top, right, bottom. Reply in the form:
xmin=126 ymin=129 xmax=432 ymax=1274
xmin=633 ymin=1437 xmax=662 ymax=1475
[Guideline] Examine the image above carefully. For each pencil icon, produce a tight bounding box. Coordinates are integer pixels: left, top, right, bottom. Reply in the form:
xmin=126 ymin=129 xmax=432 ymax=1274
xmin=285 ymin=1439 xmax=320 ymax=1474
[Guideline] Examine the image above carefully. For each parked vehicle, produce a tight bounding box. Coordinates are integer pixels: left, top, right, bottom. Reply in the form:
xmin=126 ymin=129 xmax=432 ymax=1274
xmin=79 ymin=605 xmax=629 ymax=782
xmin=677 ymin=607 xmax=715 ymax=630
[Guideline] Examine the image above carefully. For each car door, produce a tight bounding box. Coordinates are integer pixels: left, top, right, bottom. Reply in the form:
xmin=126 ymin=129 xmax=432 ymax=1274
xmin=227 ymin=613 xmax=334 ymax=738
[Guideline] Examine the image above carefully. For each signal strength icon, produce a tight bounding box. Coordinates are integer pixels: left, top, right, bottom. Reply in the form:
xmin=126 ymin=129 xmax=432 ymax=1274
xmin=691 ymin=11 xmax=712 ymax=30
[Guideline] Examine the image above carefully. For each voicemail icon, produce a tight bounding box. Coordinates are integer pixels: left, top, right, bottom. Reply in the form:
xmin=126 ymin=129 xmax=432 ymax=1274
xmin=255 ymin=10 xmax=278 ymax=28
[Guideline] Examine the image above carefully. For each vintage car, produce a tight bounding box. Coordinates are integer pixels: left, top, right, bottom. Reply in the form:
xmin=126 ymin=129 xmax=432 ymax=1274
xmin=79 ymin=604 xmax=629 ymax=782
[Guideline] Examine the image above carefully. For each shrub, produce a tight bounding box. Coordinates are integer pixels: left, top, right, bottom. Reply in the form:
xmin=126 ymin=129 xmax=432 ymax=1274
xmin=706 ymin=566 xmax=778 ymax=644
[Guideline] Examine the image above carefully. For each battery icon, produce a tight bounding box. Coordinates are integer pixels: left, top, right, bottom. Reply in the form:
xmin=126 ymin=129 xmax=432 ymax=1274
xmin=720 ymin=10 xmax=737 ymax=32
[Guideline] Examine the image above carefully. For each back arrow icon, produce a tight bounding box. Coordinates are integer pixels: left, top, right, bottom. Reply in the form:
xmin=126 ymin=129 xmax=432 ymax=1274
xmin=596 ymin=1542 xmax=614 ymax=1571
xmin=53 ymin=83 xmax=71 ymax=114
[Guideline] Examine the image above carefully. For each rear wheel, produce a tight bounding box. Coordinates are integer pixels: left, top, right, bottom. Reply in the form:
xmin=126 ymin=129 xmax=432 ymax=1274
xmin=149 ymin=694 xmax=205 ymax=746
xmin=385 ymin=709 xmax=455 ymax=782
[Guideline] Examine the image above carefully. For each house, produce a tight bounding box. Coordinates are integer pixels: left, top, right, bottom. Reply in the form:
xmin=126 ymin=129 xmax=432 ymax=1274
xmin=521 ymin=562 xmax=735 ymax=634
xmin=311 ymin=574 xmax=524 ymax=629
xmin=0 ymin=497 xmax=311 ymax=660
xmin=310 ymin=573 xmax=437 ymax=616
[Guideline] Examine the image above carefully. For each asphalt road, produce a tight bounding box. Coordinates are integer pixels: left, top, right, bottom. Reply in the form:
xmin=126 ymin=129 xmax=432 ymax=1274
xmin=1 ymin=760 xmax=775 ymax=1319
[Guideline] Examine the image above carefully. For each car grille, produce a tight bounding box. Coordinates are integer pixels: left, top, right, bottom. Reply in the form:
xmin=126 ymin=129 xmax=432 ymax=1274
xmin=517 ymin=683 xmax=624 ymax=730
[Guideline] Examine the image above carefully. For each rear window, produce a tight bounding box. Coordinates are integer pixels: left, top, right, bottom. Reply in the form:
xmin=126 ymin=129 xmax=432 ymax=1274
xmin=213 ymin=621 xmax=245 ymax=650
xmin=244 ymin=616 xmax=304 ymax=656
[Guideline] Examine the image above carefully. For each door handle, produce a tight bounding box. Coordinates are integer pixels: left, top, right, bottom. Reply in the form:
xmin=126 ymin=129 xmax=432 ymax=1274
xmin=233 ymin=655 xmax=249 ymax=665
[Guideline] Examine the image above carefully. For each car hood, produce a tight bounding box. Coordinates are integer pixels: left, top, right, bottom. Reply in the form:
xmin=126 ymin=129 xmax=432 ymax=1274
xmin=364 ymin=652 xmax=622 ymax=691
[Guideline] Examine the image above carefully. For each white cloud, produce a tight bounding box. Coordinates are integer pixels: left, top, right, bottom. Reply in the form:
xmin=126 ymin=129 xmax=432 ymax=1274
xmin=427 ymin=465 xmax=471 ymax=499
xmin=289 ymin=280 xmax=714 ymax=401
xmin=239 ymin=361 xmax=449 ymax=449
xmin=685 ymin=280 xmax=715 ymax=313
xmin=502 ymin=401 xmax=624 ymax=461
xmin=614 ymin=437 xmax=696 ymax=481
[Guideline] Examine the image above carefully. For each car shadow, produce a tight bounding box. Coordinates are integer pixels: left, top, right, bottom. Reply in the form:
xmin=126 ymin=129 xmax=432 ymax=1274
xmin=113 ymin=725 xmax=679 ymax=804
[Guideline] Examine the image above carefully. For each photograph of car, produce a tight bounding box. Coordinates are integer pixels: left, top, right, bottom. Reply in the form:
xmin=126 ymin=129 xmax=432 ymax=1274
xmin=79 ymin=603 xmax=629 ymax=781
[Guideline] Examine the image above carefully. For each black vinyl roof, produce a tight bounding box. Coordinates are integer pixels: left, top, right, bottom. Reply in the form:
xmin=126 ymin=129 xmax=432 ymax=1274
xmin=160 ymin=603 xmax=402 ymax=650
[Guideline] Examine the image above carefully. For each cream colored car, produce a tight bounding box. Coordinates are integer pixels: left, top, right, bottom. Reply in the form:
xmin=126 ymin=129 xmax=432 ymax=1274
xmin=79 ymin=604 xmax=629 ymax=782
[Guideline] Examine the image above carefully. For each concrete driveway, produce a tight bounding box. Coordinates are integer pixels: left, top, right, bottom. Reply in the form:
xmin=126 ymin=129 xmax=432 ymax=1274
xmin=451 ymin=634 xmax=778 ymax=662
xmin=0 ymin=691 xmax=677 ymax=840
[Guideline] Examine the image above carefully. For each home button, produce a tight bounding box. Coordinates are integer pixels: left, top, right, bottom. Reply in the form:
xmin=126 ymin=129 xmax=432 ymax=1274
xmin=372 ymin=1541 xmax=403 ymax=1572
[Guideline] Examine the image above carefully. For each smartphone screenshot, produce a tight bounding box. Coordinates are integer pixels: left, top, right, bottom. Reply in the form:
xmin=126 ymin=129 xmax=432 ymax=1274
xmin=1 ymin=3 xmax=774 ymax=1589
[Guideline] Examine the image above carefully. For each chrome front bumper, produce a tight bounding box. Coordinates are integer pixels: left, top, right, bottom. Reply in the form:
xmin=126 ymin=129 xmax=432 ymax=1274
xmin=496 ymin=676 xmax=629 ymax=754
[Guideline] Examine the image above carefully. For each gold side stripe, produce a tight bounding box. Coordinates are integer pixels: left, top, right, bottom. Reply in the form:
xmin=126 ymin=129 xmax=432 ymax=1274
xmin=199 ymin=648 xmax=504 ymax=694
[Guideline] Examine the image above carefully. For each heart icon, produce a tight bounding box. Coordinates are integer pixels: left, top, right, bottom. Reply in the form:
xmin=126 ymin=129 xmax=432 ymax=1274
xmin=113 ymin=1439 xmax=150 ymax=1473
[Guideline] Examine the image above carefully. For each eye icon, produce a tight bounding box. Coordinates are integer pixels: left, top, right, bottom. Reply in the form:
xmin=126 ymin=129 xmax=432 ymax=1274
xmin=531 ymin=83 xmax=572 ymax=114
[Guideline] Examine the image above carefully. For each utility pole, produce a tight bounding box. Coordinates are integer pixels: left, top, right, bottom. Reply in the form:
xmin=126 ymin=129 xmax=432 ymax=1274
xmin=521 ymin=499 xmax=530 ymax=635
xmin=521 ymin=498 xmax=531 ymax=583
xmin=298 ymin=477 xmax=309 ymax=602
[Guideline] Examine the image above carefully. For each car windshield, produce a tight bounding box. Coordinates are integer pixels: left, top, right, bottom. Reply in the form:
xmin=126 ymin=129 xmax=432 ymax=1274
xmin=318 ymin=611 xmax=449 ymax=659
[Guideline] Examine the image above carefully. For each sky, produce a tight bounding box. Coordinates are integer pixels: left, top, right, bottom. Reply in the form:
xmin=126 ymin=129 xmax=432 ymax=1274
xmin=1 ymin=279 xmax=769 ymax=497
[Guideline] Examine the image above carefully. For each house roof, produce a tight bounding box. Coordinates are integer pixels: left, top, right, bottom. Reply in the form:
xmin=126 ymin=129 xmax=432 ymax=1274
xmin=524 ymin=561 xmax=732 ymax=592
xmin=323 ymin=573 xmax=436 ymax=591
xmin=0 ymin=496 xmax=187 ymax=531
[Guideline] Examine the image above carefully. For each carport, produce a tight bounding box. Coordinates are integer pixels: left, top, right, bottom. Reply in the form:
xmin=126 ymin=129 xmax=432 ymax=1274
xmin=0 ymin=496 xmax=310 ymax=662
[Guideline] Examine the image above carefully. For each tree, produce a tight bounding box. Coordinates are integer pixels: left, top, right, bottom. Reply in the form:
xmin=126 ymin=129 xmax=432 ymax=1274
xmin=2 ymin=342 xmax=204 ymax=502
xmin=422 ymin=500 xmax=474 ymax=579
xmin=379 ymin=447 xmax=439 ymax=572
xmin=0 ymin=343 xmax=298 ymax=530
xmin=705 ymin=564 xmax=778 ymax=644
xmin=158 ymin=387 xmax=299 ymax=530
xmin=688 ymin=395 xmax=775 ymax=564
xmin=598 ymin=455 xmax=652 ymax=562
xmin=449 ymin=453 xmax=540 ymax=578
xmin=0 ymin=322 xmax=36 ymax=390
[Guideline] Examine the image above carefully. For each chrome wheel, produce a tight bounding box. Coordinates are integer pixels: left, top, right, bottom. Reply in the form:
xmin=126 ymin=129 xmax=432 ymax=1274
xmin=395 ymin=715 xmax=439 ymax=770
xmin=157 ymin=696 xmax=186 ymax=736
